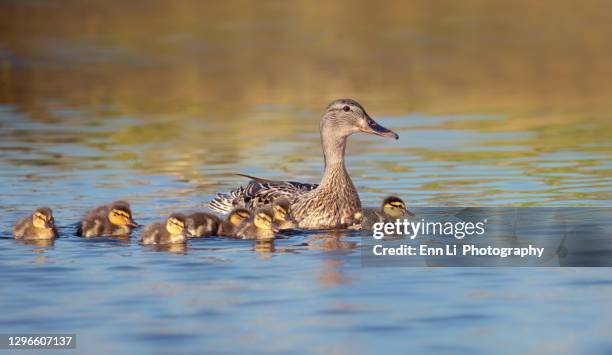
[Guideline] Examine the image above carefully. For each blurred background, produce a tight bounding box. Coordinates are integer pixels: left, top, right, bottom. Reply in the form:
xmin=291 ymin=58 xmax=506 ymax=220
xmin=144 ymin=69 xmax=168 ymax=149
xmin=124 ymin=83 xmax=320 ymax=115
xmin=1 ymin=0 xmax=611 ymax=206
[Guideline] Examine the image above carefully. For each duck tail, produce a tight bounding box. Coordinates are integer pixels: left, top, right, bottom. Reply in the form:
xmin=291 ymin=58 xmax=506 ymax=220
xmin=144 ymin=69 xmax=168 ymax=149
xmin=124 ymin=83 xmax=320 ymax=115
xmin=208 ymin=184 xmax=248 ymax=214
xmin=235 ymin=173 xmax=275 ymax=184
xmin=208 ymin=193 xmax=235 ymax=214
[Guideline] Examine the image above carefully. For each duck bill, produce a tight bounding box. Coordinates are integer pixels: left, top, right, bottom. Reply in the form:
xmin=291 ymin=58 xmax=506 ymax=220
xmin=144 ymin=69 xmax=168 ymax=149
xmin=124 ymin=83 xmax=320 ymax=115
xmin=404 ymin=209 xmax=416 ymax=217
xmin=44 ymin=221 xmax=54 ymax=229
xmin=361 ymin=116 xmax=399 ymax=139
xmin=127 ymin=220 xmax=140 ymax=228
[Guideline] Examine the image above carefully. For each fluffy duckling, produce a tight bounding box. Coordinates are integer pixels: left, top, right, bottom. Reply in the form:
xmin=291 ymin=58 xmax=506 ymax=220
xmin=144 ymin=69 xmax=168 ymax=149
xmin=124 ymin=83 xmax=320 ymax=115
xmin=185 ymin=211 xmax=221 ymax=237
xmin=236 ymin=207 xmax=279 ymax=240
xmin=13 ymin=207 xmax=57 ymax=240
xmin=141 ymin=213 xmax=191 ymax=245
xmin=77 ymin=200 xmax=138 ymax=237
xmin=217 ymin=208 xmax=251 ymax=237
xmin=271 ymin=198 xmax=297 ymax=230
xmin=360 ymin=196 xmax=415 ymax=230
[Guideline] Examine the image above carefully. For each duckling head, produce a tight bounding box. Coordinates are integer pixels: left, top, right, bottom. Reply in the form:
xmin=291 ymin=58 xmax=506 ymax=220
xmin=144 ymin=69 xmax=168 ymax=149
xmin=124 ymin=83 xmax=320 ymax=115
xmin=107 ymin=201 xmax=138 ymax=228
xmin=166 ymin=213 xmax=190 ymax=236
xmin=322 ymin=99 xmax=398 ymax=140
xmin=253 ymin=208 xmax=279 ymax=233
xmin=228 ymin=208 xmax=251 ymax=228
xmin=272 ymin=198 xmax=295 ymax=226
xmin=382 ymin=196 xmax=414 ymax=218
xmin=32 ymin=207 xmax=55 ymax=230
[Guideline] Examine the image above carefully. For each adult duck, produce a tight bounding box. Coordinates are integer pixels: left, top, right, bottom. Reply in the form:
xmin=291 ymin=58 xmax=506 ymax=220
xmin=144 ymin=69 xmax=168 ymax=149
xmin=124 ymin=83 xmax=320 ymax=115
xmin=209 ymin=99 xmax=398 ymax=229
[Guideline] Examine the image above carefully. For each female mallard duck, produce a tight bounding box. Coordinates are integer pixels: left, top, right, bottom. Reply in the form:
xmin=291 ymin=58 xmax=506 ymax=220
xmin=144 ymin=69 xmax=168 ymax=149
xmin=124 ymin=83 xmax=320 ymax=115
xmin=141 ymin=213 xmax=190 ymax=245
xmin=209 ymin=99 xmax=398 ymax=229
xmin=185 ymin=212 xmax=221 ymax=237
xmin=360 ymin=196 xmax=415 ymax=230
xmin=13 ymin=207 xmax=57 ymax=240
xmin=217 ymin=208 xmax=251 ymax=237
xmin=271 ymin=198 xmax=297 ymax=230
xmin=77 ymin=200 xmax=138 ymax=237
xmin=236 ymin=207 xmax=278 ymax=240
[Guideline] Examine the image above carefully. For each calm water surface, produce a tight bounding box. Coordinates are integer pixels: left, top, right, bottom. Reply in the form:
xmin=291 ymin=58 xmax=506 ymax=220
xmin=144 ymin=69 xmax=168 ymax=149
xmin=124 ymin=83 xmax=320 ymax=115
xmin=2 ymin=1 xmax=612 ymax=353
xmin=1 ymin=104 xmax=611 ymax=354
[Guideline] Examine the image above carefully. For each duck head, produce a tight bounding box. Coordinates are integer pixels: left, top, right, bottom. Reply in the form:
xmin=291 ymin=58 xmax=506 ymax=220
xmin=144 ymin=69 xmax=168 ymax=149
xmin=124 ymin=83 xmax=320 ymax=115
xmin=272 ymin=198 xmax=296 ymax=228
xmin=382 ymin=196 xmax=415 ymax=218
xmin=253 ymin=207 xmax=279 ymax=233
xmin=107 ymin=201 xmax=139 ymax=228
xmin=321 ymin=99 xmax=398 ymax=140
xmin=228 ymin=208 xmax=251 ymax=228
xmin=32 ymin=207 xmax=55 ymax=230
xmin=166 ymin=213 xmax=191 ymax=237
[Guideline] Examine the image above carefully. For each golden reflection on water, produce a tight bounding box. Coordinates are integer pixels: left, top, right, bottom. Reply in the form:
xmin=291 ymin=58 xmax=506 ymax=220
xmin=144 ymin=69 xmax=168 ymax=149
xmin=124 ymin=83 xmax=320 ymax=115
xmin=0 ymin=0 xmax=610 ymax=205
xmin=150 ymin=243 xmax=188 ymax=255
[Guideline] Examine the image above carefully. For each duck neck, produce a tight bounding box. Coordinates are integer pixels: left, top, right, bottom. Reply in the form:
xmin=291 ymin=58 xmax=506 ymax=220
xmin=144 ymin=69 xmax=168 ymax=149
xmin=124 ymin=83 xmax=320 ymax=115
xmin=320 ymin=132 xmax=351 ymax=188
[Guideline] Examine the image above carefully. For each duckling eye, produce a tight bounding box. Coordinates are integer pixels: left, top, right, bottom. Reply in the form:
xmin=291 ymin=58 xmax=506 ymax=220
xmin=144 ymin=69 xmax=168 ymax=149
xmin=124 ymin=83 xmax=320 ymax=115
xmin=343 ymin=105 xmax=351 ymax=112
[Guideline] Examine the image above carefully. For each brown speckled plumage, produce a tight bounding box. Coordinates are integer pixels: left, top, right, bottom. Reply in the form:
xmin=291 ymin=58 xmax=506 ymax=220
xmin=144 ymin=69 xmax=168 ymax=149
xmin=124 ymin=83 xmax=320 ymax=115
xmin=185 ymin=212 xmax=221 ymax=237
xmin=13 ymin=207 xmax=57 ymax=240
xmin=77 ymin=201 xmax=137 ymax=237
xmin=209 ymin=99 xmax=398 ymax=230
xmin=140 ymin=213 xmax=188 ymax=245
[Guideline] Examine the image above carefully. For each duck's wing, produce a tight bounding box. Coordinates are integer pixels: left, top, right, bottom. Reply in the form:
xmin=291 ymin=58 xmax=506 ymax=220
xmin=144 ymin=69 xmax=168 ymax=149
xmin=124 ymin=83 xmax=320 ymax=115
xmin=208 ymin=174 xmax=318 ymax=214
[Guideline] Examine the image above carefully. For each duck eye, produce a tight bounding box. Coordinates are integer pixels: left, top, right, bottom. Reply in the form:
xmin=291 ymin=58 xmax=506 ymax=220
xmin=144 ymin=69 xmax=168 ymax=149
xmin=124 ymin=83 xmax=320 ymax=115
xmin=343 ymin=105 xmax=351 ymax=112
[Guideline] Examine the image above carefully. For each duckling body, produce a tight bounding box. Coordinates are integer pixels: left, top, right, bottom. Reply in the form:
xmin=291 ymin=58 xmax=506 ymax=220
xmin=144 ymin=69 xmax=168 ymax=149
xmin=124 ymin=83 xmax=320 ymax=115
xmin=13 ymin=207 xmax=57 ymax=240
xmin=236 ymin=207 xmax=278 ymax=240
xmin=77 ymin=201 xmax=138 ymax=237
xmin=209 ymin=99 xmax=398 ymax=229
xmin=185 ymin=212 xmax=221 ymax=237
xmin=141 ymin=213 xmax=189 ymax=245
xmin=360 ymin=196 xmax=414 ymax=230
xmin=217 ymin=208 xmax=251 ymax=237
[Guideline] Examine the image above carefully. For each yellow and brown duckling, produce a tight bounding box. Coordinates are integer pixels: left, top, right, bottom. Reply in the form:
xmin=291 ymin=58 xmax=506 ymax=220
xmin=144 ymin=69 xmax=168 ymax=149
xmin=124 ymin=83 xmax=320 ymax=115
xmin=77 ymin=200 xmax=138 ymax=237
xmin=360 ymin=196 xmax=414 ymax=230
xmin=141 ymin=213 xmax=191 ymax=245
xmin=271 ymin=198 xmax=297 ymax=230
xmin=217 ymin=208 xmax=251 ymax=237
xmin=236 ymin=207 xmax=279 ymax=240
xmin=185 ymin=211 xmax=221 ymax=237
xmin=13 ymin=207 xmax=57 ymax=240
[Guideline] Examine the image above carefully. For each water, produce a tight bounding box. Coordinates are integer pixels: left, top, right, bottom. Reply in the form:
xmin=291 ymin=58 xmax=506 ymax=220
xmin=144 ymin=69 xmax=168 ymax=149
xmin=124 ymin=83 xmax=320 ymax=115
xmin=2 ymin=1 xmax=612 ymax=354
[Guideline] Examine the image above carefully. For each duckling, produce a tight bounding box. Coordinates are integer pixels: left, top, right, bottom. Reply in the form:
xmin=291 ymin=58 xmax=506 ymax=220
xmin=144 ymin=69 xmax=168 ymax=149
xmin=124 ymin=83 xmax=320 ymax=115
xmin=13 ymin=207 xmax=57 ymax=240
xmin=217 ymin=208 xmax=251 ymax=237
xmin=271 ymin=198 xmax=297 ymax=230
xmin=140 ymin=213 xmax=191 ymax=245
xmin=185 ymin=211 xmax=221 ymax=237
xmin=360 ymin=196 xmax=415 ymax=230
xmin=77 ymin=200 xmax=138 ymax=237
xmin=209 ymin=99 xmax=399 ymax=230
xmin=236 ymin=207 xmax=279 ymax=240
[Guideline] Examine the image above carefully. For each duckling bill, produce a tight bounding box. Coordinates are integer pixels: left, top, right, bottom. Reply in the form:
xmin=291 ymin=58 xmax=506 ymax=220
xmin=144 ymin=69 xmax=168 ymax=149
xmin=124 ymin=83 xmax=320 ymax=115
xmin=185 ymin=212 xmax=221 ymax=237
xmin=141 ymin=213 xmax=190 ymax=245
xmin=236 ymin=207 xmax=278 ymax=240
xmin=77 ymin=200 xmax=138 ymax=237
xmin=13 ymin=207 xmax=57 ymax=240
xmin=360 ymin=196 xmax=414 ymax=230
